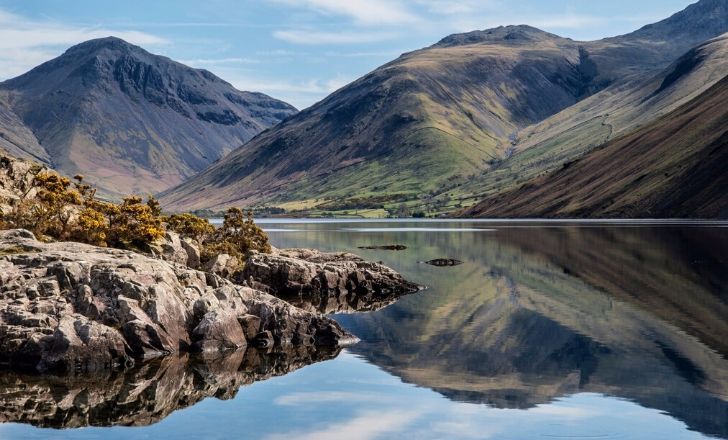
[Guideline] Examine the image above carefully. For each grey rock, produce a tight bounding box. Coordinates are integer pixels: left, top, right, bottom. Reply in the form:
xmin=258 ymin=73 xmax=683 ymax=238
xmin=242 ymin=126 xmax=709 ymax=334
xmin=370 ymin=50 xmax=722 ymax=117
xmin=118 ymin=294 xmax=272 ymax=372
xmin=0 ymin=230 xmax=353 ymax=373
xmin=202 ymin=253 xmax=240 ymax=279
xmin=242 ymin=248 xmax=422 ymax=314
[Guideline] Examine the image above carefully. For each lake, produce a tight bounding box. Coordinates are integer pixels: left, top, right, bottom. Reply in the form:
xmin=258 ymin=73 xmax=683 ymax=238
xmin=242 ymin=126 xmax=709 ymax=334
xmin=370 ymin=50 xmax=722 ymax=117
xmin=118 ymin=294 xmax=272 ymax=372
xmin=1 ymin=219 xmax=727 ymax=439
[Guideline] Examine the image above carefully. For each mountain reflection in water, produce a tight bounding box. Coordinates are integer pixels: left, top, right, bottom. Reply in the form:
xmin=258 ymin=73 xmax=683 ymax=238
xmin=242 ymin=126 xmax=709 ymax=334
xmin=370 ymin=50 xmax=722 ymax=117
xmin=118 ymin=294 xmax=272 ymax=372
xmin=327 ymin=223 xmax=728 ymax=439
xmin=1 ymin=221 xmax=726 ymax=439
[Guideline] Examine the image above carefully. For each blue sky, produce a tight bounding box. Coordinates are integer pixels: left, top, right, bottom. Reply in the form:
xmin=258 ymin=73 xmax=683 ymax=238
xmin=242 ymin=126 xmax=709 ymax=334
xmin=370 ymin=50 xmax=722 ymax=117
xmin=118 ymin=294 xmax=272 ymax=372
xmin=0 ymin=0 xmax=697 ymax=109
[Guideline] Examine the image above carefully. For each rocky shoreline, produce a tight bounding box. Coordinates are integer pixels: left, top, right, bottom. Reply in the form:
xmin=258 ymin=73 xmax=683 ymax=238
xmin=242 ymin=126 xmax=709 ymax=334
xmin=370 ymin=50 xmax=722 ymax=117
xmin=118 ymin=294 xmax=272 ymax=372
xmin=0 ymin=229 xmax=420 ymax=374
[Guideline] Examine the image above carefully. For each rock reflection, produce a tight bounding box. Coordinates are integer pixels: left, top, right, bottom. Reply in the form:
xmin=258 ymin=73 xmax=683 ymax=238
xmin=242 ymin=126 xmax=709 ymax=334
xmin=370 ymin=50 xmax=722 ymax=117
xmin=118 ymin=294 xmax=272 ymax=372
xmin=0 ymin=346 xmax=340 ymax=428
xmin=276 ymin=289 xmax=411 ymax=314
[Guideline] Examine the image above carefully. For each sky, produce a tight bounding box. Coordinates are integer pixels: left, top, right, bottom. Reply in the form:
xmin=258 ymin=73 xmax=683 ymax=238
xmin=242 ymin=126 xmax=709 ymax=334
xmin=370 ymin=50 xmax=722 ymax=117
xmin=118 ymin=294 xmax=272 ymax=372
xmin=0 ymin=0 xmax=698 ymax=109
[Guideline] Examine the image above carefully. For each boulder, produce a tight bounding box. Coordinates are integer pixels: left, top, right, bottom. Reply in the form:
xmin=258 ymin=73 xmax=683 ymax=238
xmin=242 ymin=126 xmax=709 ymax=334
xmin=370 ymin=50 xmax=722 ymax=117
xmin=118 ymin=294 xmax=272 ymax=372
xmin=202 ymin=253 xmax=241 ymax=279
xmin=149 ymin=231 xmax=202 ymax=269
xmin=0 ymin=154 xmax=46 ymax=214
xmin=424 ymin=258 xmax=463 ymax=266
xmin=0 ymin=229 xmax=354 ymax=373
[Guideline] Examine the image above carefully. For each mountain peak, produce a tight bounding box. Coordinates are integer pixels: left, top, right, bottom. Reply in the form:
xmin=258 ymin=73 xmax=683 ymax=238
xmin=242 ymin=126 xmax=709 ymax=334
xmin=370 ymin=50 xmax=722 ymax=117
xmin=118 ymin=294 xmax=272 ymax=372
xmin=621 ymin=0 xmax=728 ymax=42
xmin=434 ymin=25 xmax=564 ymax=48
xmin=0 ymin=37 xmax=297 ymax=196
xmin=63 ymin=36 xmax=143 ymax=56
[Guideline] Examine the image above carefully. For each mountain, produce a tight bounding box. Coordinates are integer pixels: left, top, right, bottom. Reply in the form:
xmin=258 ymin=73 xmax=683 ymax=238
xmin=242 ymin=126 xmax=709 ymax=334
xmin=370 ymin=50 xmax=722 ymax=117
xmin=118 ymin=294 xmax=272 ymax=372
xmin=160 ymin=0 xmax=728 ymax=213
xmin=0 ymin=97 xmax=47 ymax=164
xmin=0 ymin=37 xmax=297 ymax=196
xmin=463 ymin=70 xmax=728 ymax=218
xmin=446 ymin=32 xmax=728 ymax=214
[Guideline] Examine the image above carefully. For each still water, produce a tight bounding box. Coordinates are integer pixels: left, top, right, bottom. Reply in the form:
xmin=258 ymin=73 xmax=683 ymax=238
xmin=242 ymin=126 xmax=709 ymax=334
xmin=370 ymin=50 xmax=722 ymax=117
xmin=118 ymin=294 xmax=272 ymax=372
xmin=1 ymin=220 xmax=727 ymax=439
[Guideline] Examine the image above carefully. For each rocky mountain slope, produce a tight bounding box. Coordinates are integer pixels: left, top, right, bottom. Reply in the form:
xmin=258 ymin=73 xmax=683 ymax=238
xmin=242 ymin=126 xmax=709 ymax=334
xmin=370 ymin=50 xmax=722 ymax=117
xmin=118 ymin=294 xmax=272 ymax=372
xmin=0 ymin=37 xmax=297 ymax=196
xmin=463 ymin=72 xmax=728 ymax=218
xmin=160 ymin=0 xmax=728 ymax=213
xmin=0 ymin=98 xmax=47 ymax=164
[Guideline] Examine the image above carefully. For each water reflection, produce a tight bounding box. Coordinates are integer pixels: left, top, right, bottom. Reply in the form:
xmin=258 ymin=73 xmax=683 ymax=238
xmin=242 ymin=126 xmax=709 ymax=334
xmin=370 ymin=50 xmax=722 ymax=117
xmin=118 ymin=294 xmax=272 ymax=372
xmin=1 ymin=221 xmax=726 ymax=439
xmin=265 ymin=222 xmax=728 ymax=439
xmin=0 ymin=346 xmax=340 ymax=429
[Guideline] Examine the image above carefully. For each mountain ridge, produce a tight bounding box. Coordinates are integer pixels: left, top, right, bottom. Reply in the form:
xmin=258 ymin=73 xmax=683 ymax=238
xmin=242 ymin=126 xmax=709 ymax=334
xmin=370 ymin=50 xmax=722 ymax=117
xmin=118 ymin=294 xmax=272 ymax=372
xmin=160 ymin=0 xmax=728 ymax=214
xmin=0 ymin=36 xmax=297 ymax=196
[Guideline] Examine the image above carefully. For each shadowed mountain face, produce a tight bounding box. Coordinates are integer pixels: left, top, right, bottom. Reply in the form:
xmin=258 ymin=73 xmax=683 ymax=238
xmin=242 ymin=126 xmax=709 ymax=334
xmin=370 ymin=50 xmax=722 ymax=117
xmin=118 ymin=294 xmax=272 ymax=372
xmin=0 ymin=37 xmax=297 ymax=196
xmin=0 ymin=346 xmax=340 ymax=429
xmin=160 ymin=0 xmax=728 ymax=212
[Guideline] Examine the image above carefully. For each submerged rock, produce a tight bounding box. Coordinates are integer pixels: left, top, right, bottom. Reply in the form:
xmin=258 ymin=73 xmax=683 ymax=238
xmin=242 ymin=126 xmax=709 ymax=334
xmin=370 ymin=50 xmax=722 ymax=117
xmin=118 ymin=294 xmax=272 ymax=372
xmin=0 ymin=229 xmax=354 ymax=373
xmin=357 ymin=245 xmax=408 ymax=251
xmin=424 ymin=258 xmax=463 ymax=267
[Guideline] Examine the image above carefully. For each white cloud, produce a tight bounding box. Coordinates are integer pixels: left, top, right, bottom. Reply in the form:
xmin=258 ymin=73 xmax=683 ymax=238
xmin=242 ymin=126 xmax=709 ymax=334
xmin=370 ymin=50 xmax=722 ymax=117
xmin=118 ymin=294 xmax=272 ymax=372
xmin=0 ymin=8 xmax=167 ymax=80
xmin=273 ymin=29 xmax=397 ymax=45
xmin=264 ymin=410 xmax=421 ymax=440
xmin=274 ymin=391 xmax=392 ymax=406
xmin=412 ymin=0 xmax=502 ymax=16
xmin=205 ymin=69 xmax=353 ymax=108
xmin=269 ymin=0 xmax=420 ymax=26
xmin=181 ymin=57 xmax=261 ymax=66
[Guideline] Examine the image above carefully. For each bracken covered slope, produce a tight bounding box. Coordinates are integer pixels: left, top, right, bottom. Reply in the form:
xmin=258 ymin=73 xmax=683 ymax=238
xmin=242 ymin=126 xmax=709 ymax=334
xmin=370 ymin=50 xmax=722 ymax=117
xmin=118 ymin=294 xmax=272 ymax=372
xmin=160 ymin=0 xmax=728 ymax=212
xmin=0 ymin=37 xmax=297 ymax=196
xmin=463 ymin=73 xmax=728 ymax=218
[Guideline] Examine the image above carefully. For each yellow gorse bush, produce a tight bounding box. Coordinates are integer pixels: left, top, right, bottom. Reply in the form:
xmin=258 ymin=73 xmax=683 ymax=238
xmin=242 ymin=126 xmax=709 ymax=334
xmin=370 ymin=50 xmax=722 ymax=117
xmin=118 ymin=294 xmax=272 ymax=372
xmin=1 ymin=168 xmax=270 ymax=262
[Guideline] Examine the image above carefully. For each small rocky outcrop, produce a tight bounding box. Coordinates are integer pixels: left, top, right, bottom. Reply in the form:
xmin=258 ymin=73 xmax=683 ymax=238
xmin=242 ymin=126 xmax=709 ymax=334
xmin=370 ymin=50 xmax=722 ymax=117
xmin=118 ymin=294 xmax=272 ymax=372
xmin=202 ymin=253 xmax=241 ymax=279
xmin=148 ymin=231 xmax=202 ymax=269
xmin=242 ymin=248 xmax=422 ymax=312
xmin=0 ymin=229 xmax=354 ymax=373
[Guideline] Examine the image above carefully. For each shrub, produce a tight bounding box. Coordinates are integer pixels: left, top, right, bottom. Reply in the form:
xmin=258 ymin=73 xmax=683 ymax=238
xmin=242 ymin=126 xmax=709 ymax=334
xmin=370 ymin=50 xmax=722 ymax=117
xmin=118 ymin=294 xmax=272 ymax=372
xmin=7 ymin=172 xmax=82 ymax=240
xmin=105 ymin=196 xmax=165 ymax=249
xmin=202 ymin=208 xmax=270 ymax=264
xmin=2 ymin=165 xmax=271 ymax=266
xmin=74 ymin=207 xmax=108 ymax=246
xmin=166 ymin=213 xmax=215 ymax=242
